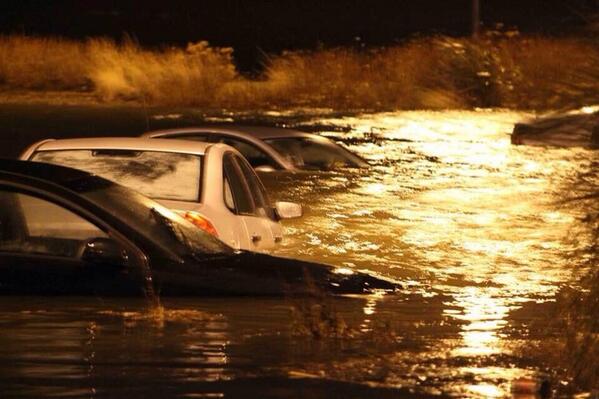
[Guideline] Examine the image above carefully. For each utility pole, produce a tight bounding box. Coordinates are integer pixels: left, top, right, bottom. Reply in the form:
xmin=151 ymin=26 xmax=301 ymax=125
xmin=472 ymin=0 xmax=480 ymax=38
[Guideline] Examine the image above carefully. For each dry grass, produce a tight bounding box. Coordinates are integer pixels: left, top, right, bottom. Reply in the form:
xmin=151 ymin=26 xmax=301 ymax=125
xmin=0 ymin=35 xmax=89 ymax=89
xmin=260 ymin=36 xmax=599 ymax=110
xmin=501 ymin=38 xmax=599 ymax=109
xmin=0 ymin=34 xmax=598 ymax=110
xmin=87 ymin=39 xmax=238 ymax=106
xmin=261 ymin=42 xmax=466 ymax=109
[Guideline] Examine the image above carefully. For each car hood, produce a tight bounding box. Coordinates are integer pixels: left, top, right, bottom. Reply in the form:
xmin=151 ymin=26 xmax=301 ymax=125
xmin=157 ymin=250 xmax=400 ymax=296
xmin=239 ymin=251 xmax=400 ymax=295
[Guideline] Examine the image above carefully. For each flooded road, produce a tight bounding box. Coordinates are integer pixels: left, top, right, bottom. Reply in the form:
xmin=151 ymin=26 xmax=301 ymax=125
xmin=1 ymin=109 xmax=597 ymax=397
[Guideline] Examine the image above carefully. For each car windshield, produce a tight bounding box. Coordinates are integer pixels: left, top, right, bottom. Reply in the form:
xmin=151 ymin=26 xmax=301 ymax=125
xmin=62 ymin=175 xmax=232 ymax=257
xmin=264 ymin=137 xmax=368 ymax=170
xmin=31 ymin=150 xmax=202 ymax=202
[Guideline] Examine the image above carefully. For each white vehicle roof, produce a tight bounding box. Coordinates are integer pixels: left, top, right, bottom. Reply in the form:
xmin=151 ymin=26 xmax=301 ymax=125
xmin=22 ymin=137 xmax=231 ymax=158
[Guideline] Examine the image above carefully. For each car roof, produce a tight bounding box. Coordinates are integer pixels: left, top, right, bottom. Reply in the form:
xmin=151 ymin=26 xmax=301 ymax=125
xmin=0 ymin=158 xmax=105 ymax=186
xmin=31 ymin=137 xmax=215 ymax=155
xmin=144 ymin=125 xmax=317 ymax=140
xmin=519 ymin=105 xmax=599 ymax=126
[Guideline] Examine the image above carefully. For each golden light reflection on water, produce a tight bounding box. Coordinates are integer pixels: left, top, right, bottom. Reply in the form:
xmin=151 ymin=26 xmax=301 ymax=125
xmin=360 ymin=182 xmax=388 ymax=196
xmin=360 ymin=291 xmax=386 ymax=332
xmin=289 ymin=110 xmax=592 ymax=282
xmin=4 ymin=111 xmax=597 ymax=397
xmin=99 ymin=307 xmax=231 ymax=382
xmin=466 ymin=383 xmax=504 ymax=398
xmin=447 ymin=287 xmax=510 ymax=357
xmin=272 ymin=109 xmax=596 ymax=395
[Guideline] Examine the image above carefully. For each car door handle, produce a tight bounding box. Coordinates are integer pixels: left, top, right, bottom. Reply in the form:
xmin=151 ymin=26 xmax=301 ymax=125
xmin=251 ymin=234 xmax=262 ymax=243
xmin=274 ymin=236 xmax=283 ymax=243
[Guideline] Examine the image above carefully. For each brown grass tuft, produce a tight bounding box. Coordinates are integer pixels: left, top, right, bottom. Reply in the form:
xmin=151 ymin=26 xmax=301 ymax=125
xmin=87 ymin=39 xmax=239 ymax=105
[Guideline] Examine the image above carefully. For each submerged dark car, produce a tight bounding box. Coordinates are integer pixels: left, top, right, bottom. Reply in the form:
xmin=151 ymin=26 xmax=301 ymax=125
xmin=511 ymin=106 xmax=599 ymax=148
xmin=0 ymin=159 xmax=397 ymax=296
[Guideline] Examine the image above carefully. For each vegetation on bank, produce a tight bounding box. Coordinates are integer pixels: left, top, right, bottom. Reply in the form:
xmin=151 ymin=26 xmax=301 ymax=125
xmin=558 ymin=190 xmax=599 ymax=393
xmin=525 ymin=184 xmax=599 ymax=395
xmin=0 ymin=34 xmax=598 ymax=110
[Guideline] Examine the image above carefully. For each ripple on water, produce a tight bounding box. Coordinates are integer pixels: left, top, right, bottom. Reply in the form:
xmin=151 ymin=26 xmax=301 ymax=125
xmin=1 ymin=109 xmax=597 ymax=397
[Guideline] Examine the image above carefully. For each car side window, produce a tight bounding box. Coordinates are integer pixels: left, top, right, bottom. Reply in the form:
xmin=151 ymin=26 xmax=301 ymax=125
xmin=169 ymin=134 xmax=216 ymax=143
xmin=265 ymin=138 xmax=354 ymax=169
xmin=223 ymin=177 xmax=236 ymax=211
xmin=162 ymin=132 xmax=280 ymax=169
xmin=233 ymin=155 xmax=277 ymax=220
xmin=217 ymin=136 xmax=277 ymax=169
xmin=222 ymin=153 xmax=255 ymax=215
xmin=0 ymin=190 xmax=108 ymax=258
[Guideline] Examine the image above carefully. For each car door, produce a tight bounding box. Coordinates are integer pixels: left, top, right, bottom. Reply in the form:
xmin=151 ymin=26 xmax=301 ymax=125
xmin=222 ymin=153 xmax=277 ymax=251
xmin=233 ymin=155 xmax=284 ymax=245
xmin=0 ymin=186 xmax=145 ymax=295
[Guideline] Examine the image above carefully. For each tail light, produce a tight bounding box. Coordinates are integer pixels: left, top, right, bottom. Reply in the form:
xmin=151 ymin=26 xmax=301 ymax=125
xmin=183 ymin=211 xmax=219 ymax=237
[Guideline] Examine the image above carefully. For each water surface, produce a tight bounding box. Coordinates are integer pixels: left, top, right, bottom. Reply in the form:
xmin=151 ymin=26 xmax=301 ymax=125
xmin=1 ymin=109 xmax=597 ymax=398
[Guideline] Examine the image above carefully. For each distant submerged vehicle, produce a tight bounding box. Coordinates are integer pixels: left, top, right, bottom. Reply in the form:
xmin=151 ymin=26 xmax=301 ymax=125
xmin=511 ymin=106 xmax=599 ymax=148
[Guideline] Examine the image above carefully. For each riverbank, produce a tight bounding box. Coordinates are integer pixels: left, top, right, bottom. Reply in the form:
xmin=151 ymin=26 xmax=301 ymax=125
xmin=1 ymin=34 xmax=598 ymax=111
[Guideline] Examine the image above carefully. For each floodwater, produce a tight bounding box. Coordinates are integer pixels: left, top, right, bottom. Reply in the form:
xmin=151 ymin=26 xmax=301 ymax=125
xmin=1 ymin=109 xmax=597 ymax=398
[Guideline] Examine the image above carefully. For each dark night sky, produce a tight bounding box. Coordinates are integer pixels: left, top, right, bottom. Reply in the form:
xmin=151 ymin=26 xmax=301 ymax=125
xmin=1 ymin=0 xmax=598 ymax=70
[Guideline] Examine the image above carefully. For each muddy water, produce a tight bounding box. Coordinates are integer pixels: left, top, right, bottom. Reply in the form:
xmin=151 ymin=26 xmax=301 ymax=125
xmin=1 ymin=110 xmax=597 ymax=398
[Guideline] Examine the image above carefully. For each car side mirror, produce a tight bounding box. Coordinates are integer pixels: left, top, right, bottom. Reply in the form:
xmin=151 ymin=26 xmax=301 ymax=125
xmin=274 ymin=201 xmax=303 ymax=219
xmin=81 ymin=237 xmax=129 ymax=269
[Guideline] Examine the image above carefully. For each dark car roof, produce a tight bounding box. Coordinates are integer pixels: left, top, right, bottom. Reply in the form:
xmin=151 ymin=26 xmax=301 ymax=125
xmin=0 ymin=158 xmax=98 ymax=187
xmin=214 ymin=125 xmax=313 ymax=139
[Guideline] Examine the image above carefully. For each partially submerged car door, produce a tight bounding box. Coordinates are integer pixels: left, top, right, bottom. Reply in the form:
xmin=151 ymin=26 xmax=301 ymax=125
xmin=0 ymin=184 xmax=146 ymax=295
xmin=222 ymin=153 xmax=280 ymax=251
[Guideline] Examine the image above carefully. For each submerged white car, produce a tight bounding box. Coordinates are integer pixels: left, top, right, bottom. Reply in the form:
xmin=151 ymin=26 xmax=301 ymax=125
xmin=20 ymin=138 xmax=302 ymax=252
xmin=142 ymin=125 xmax=370 ymax=171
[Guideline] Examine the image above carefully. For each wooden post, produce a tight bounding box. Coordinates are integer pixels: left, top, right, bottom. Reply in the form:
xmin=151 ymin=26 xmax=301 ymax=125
xmin=472 ymin=0 xmax=480 ymax=38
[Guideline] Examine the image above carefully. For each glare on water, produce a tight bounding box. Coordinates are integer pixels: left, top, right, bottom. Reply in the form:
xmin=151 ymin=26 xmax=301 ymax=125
xmin=266 ymin=109 xmax=596 ymax=396
xmin=0 ymin=109 xmax=596 ymax=398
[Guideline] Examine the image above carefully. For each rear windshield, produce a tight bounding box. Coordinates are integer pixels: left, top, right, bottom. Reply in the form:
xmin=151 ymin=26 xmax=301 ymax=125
xmin=31 ymin=150 xmax=202 ymax=202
